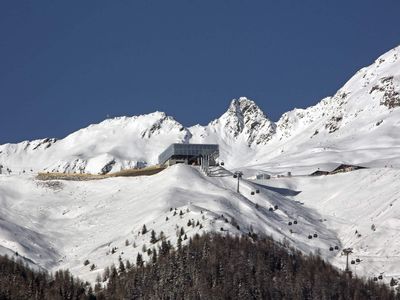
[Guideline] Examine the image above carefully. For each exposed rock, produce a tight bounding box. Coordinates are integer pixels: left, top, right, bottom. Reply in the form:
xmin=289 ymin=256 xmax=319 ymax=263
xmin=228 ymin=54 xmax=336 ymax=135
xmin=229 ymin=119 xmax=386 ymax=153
xmin=370 ymin=76 xmax=400 ymax=109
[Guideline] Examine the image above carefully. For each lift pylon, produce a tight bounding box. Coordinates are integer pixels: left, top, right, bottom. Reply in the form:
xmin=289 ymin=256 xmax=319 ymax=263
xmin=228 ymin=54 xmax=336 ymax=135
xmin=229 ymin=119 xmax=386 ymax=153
xmin=342 ymin=248 xmax=353 ymax=277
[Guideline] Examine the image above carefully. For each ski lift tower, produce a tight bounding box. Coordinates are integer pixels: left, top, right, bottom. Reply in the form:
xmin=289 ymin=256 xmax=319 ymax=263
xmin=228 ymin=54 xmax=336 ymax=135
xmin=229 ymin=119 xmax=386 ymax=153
xmin=342 ymin=248 xmax=353 ymax=277
xmin=233 ymin=171 xmax=243 ymax=193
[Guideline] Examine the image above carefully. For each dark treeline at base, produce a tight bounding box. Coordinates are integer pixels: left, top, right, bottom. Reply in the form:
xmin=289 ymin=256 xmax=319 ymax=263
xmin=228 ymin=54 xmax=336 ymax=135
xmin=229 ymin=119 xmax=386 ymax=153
xmin=1 ymin=233 xmax=399 ymax=300
xmin=0 ymin=255 xmax=95 ymax=300
xmin=98 ymin=233 xmax=398 ymax=299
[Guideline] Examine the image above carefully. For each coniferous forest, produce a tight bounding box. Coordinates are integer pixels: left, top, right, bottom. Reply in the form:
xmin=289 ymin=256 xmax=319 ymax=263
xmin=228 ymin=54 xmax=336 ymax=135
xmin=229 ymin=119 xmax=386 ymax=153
xmin=0 ymin=255 xmax=94 ymax=300
xmin=1 ymin=233 xmax=399 ymax=300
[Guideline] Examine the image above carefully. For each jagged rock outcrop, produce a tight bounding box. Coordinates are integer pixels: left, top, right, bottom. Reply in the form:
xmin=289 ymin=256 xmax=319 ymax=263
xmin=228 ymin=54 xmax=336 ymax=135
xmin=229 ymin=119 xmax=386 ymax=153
xmin=206 ymin=97 xmax=276 ymax=146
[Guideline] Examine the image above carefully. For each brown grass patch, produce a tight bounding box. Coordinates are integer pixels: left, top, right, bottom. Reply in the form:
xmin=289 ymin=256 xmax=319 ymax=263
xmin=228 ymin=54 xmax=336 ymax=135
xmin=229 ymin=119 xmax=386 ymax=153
xmin=36 ymin=165 xmax=166 ymax=181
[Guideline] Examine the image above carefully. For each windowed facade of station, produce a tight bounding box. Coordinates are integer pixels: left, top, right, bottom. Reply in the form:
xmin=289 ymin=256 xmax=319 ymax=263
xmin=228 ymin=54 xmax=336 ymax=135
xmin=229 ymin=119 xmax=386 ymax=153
xmin=158 ymin=143 xmax=219 ymax=166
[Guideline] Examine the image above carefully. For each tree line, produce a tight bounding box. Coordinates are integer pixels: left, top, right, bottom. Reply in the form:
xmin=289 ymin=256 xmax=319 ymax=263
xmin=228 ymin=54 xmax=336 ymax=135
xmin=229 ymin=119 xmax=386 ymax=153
xmin=1 ymin=233 xmax=399 ymax=299
xmin=0 ymin=255 xmax=94 ymax=299
xmin=98 ymin=233 xmax=398 ymax=299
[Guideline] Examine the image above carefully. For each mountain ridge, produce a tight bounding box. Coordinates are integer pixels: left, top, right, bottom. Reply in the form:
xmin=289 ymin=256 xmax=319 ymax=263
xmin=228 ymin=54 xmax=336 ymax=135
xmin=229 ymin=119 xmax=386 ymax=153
xmin=1 ymin=45 xmax=399 ymax=174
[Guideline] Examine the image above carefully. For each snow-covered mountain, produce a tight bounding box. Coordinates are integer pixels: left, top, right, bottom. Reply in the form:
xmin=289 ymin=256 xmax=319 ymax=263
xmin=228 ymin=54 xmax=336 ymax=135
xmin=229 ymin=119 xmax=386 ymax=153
xmin=1 ymin=46 xmax=400 ymax=175
xmin=0 ymin=112 xmax=191 ymax=174
xmin=250 ymin=45 xmax=400 ymax=173
xmin=0 ymin=98 xmax=277 ymax=174
xmin=1 ymin=45 xmax=400 ymax=284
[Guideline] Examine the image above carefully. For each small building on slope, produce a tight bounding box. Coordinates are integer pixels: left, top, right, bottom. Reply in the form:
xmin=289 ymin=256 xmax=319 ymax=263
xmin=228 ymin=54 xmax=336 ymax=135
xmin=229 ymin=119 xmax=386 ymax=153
xmin=309 ymin=164 xmax=366 ymax=176
xmin=310 ymin=170 xmax=330 ymax=176
xmin=256 ymin=173 xmax=271 ymax=180
xmin=330 ymin=164 xmax=366 ymax=174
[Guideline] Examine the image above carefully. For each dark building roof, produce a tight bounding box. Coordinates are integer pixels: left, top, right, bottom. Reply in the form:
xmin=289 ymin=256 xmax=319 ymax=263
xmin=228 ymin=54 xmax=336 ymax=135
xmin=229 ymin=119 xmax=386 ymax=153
xmin=310 ymin=164 xmax=367 ymax=176
xmin=310 ymin=170 xmax=330 ymax=176
xmin=331 ymin=164 xmax=366 ymax=173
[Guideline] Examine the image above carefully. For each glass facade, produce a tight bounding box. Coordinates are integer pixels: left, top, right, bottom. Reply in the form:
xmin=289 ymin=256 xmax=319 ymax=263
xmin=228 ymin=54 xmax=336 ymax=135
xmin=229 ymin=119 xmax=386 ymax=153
xmin=158 ymin=143 xmax=219 ymax=165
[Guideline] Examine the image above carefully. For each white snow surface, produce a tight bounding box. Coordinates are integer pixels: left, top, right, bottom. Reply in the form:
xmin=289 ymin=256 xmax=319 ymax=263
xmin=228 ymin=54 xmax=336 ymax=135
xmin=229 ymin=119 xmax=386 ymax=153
xmin=0 ymin=45 xmax=400 ymax=283
xmin=0 ymin=165 xmax=338 ymax=283
xmin=256 ymin=168 xmax=400 ymax=283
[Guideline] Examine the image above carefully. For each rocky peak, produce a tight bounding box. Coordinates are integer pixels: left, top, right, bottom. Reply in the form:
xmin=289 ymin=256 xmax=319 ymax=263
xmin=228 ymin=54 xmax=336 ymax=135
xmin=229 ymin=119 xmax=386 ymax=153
xmin=227 ymin=97 xmax=267 ymax=124
xmin=212 ymin=97 xmax=276 ymax=146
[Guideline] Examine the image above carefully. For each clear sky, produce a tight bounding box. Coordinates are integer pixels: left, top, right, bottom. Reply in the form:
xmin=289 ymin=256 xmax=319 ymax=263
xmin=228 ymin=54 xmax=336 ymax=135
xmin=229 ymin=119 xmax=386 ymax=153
xmin=1 ymin=1 xmax=399 ymax=143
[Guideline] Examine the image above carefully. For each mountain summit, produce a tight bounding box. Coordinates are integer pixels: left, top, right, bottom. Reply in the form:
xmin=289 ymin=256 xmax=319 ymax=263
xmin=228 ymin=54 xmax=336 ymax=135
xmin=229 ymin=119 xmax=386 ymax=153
xmin=210 ymin=97 xmax=276 ymax=146
xmin=1 ymin=46 xmax=400 ymax=174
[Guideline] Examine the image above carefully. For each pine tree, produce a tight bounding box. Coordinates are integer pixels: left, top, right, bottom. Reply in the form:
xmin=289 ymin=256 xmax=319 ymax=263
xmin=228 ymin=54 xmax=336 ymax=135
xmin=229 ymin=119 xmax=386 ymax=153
xmin=136 ymin=253 xmax=143 ymax=267
xmin=141 ymin=224 xmax=147 ymax=234
xmin=177 ymin=235 xmax=182 ymax=250
xmin=125 ymin=260 xmax=132 ymax=270
xmin=159 ymin=239 xmax=171 ymax=257
xmin=150 ymin=230 xmax=157 ymax=244
xmin=93 ymin=283 xmax=101 ymax=294
xmin=96 ymin=274 xmax=102 ymax=284
xmin=110 ymin=264 xmax=117 ymax=277
xmin=103 ymin=266 xmax=110 ymax=282
xmin=152 ymin=248 xmax=158 ymax=264
xmin=119 ymin=261 xmax=125 ymax=273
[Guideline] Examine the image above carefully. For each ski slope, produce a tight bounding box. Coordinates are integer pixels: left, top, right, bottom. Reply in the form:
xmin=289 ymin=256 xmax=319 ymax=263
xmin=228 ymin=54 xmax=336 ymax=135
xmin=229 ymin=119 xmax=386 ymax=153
xmin=253 ymin=167 xmax=400 ymax=283
xmin=0 ymin=164 xmax=339 ymax=283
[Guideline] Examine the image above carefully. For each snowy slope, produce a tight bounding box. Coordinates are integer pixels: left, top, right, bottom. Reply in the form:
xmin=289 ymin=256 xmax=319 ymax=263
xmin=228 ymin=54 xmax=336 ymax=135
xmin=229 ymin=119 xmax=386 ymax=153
xmin=255 ymin=168 xmax=400 ymax=283
xmin=0 ymin=164 xmax=338 ymax=283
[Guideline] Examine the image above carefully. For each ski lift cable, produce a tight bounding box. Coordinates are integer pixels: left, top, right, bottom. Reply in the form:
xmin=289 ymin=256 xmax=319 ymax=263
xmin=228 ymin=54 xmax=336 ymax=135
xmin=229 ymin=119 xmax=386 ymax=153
xmin=362 ymin=260 xmax=384 ymax=276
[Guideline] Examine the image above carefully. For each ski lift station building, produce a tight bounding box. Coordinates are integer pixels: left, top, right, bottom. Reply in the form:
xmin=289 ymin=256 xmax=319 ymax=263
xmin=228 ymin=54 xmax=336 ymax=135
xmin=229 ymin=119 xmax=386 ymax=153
xmin=158 ymin=143 xmax=219 ymax=166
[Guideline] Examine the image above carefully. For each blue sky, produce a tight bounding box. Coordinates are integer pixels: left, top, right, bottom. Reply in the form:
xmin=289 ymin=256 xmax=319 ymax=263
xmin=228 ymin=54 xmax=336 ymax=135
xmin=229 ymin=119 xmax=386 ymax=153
xmin=1 ymin=1 xmax=399 ymax=143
